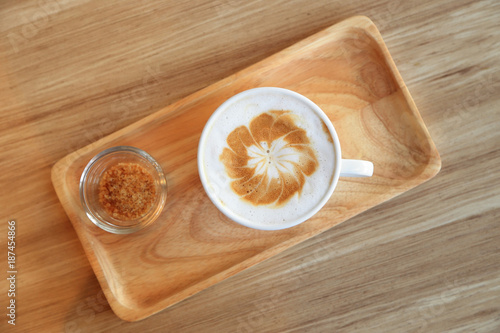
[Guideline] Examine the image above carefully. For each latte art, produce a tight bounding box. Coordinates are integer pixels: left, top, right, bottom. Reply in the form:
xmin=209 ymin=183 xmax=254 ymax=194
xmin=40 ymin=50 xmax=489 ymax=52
xmin=199 ymin=88 xmax=337 ymax=228
xmin=220 ymin=111 xmax=318 ymax=206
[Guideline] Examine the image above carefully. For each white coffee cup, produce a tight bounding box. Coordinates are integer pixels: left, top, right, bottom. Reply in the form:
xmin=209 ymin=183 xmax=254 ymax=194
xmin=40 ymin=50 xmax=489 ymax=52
xmin=198 ymin=87 xmax=373 ymax=230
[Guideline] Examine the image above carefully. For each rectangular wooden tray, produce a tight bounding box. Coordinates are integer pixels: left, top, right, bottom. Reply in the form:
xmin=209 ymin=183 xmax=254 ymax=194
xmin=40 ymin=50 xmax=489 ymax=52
xmin=51 ymin=16 xmax=441 ymax=322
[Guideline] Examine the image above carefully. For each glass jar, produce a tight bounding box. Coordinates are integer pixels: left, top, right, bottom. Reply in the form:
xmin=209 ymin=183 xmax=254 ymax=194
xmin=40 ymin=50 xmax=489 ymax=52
xmin=79 ymin=146 xmax=167 ymax=234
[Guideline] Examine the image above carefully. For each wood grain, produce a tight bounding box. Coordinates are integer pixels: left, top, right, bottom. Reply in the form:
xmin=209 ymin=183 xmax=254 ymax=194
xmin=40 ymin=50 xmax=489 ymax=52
xmin=0 ymin=0 xmax=499 ymax=332
xmin=51 ymin=16 xmax=440 ymax=322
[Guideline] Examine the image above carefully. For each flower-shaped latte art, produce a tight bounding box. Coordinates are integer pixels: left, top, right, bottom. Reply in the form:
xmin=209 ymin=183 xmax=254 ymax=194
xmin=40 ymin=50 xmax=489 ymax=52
xmin=220 ymin=111 xmax=318 ymax=206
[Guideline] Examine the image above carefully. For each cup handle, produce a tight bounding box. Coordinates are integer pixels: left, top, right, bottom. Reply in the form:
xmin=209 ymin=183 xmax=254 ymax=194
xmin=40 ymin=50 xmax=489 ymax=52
xmin=340 ymin=159 xmax=374 ymax=177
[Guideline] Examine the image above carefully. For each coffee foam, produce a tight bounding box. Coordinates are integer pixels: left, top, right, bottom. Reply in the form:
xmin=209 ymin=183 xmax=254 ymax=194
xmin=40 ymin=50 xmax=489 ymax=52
xmin=200 ymin=90 xmax=336 ymax=228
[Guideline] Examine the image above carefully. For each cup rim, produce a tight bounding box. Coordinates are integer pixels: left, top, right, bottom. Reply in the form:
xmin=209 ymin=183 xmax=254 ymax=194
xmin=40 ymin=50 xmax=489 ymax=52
xmin=197 ymin=87 xmax=342 ymax=230
xmin=79 ymin=145 xmax=167 ymax=234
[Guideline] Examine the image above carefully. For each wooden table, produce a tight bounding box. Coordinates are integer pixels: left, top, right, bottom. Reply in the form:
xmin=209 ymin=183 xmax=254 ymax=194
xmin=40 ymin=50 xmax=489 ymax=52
xmin=1 ymin=0 xmax=498 ymax=332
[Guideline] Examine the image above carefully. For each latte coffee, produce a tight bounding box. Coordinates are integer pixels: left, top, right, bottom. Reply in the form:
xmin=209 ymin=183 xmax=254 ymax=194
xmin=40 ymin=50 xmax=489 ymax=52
xmin=199 ymin=88 xmax=339 ymax=230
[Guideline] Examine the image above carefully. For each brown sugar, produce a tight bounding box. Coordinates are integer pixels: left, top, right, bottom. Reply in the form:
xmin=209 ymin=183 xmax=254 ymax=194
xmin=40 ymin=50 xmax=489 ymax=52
xmin=98 ymin=162 xmax=156 ymax=220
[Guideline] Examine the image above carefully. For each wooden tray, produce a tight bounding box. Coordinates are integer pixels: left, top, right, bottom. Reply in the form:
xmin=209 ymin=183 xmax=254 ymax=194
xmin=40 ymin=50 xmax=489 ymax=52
xmin=51 ymin=16 xmax=441 ymax=322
